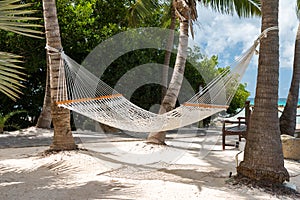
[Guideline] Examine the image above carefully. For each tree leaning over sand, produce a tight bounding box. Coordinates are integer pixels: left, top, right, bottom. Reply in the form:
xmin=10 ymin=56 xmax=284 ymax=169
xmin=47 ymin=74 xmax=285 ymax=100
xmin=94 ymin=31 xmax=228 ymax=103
xmin=237 ymin=0 xmax=289 ymax=183
xmin=147 ymin=0 xmax=197 ymax=144
xmin=147 ymin=0 xmax=261 ymax=145
xmin=42 ymin=0 xmax=77 ymax=150
xmin=159 ymin=0 xmax=262 ymax=101
xmin=279 ymin=1 xmax=300 ymax=136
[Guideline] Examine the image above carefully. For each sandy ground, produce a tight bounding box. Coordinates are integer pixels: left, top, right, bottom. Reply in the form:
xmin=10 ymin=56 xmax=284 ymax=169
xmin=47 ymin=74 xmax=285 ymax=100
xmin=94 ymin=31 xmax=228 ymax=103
xmin=0 ymin=127 xmax=299 ymax=200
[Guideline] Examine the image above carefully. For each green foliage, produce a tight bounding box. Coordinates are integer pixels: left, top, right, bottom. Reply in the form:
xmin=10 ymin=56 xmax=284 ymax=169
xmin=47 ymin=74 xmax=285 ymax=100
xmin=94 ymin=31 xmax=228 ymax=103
xmin=17 ymin=0 xmax=130 ymax=125
xmin=98 ymin=40 xmax=249 ymax=113
xmin=57 ymin=0 xmax=129 ymax=61
xmin=0 ymin=110 xmax=25 ymax=133
xmin=217 ymin=67 xmax=251 ymax=114
xmin=199 ymin=0 xmax=261 ymax=18
xmin=126 ymin=0 xmax=159 ymax=27
xmin=0 ymin=0 xmax=253 ymax=129
xmin=0 ymin=52 xmax=25 ymax=101
xmin=227 ymin=83 xmax=250 ymax=114
xmin=0 ymin=0 xmax=131 ymax=128
xmin=0 ymin=0 xmax=43 ymax=39
xmin=186 ymin=47 xmax=220 ymax=89
xmin=0 ymin=0 xmax=43 ymax=101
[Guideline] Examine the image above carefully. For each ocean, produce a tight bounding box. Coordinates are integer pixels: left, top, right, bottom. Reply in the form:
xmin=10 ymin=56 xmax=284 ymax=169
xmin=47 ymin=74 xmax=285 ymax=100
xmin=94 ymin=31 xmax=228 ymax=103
xmin=247 ymin=98 xmax=300 ymax=106
xmin=245 ymin=98 xmax=300 ymax=125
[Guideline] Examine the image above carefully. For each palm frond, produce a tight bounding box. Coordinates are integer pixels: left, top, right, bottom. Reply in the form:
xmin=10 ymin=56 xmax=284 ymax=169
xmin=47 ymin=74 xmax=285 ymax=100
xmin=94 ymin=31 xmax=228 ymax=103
xmin=0 ymin=0 xmax=43 ymax=39
xmin=200 ymin=0 xmax=261 ymax=18
xmin=0 ymin=110 xmax=25 ymax=123
xmin=0 ymin=52 xmax=25 ymax=101
xmin=127 ymin=0 xmax=160 ymax=27
xmin=160 ymin=2 xmax=174 ymax=28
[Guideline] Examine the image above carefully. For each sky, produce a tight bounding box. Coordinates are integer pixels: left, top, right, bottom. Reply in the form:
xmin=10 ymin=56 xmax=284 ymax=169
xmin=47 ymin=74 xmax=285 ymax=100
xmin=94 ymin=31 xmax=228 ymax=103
xmin=194 ymin=0 xmax=298 ymax=98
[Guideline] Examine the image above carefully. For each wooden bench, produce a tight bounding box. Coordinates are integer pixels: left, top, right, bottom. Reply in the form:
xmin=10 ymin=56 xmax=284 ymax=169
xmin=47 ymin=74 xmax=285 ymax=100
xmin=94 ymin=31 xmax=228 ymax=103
xmin=222 ymin=101 xmax=251 ymax=150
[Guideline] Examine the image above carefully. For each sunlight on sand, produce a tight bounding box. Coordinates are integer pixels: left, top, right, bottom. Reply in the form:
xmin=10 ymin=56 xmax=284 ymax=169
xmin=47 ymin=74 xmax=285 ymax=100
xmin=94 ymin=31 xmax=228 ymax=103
xmin=0 ymin=127 xmax=299 ymax=200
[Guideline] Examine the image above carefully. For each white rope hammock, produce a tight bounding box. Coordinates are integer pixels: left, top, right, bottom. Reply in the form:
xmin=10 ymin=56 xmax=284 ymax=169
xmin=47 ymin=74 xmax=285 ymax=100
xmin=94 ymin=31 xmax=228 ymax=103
xmin=46 ymin=27 xmax=277 ymax=132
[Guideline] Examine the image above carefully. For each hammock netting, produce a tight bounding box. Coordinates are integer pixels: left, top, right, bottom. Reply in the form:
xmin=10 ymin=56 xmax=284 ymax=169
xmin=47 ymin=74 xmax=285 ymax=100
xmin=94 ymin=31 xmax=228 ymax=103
xmin=48 ymin=27 xmax=277 ymax=133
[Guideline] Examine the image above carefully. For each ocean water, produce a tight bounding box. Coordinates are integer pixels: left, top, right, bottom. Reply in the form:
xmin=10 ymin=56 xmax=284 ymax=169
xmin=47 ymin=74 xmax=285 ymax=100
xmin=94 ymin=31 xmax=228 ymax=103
xmin=247 ymin=98 xmax=300 ymax=106
xmin=246 ymin=98 xmax=300 ymax=124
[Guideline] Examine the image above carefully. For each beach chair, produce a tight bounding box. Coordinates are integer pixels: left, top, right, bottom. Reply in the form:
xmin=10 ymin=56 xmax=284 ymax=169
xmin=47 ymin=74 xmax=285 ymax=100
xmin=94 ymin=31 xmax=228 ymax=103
xmin=222 ymin=101 xmax=251 ymax=150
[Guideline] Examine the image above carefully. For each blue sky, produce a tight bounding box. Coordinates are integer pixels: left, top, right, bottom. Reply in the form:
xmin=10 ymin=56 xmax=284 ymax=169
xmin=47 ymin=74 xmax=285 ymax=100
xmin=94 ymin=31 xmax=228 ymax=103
xmin=194 ymin=0 xmax=298 ymax=98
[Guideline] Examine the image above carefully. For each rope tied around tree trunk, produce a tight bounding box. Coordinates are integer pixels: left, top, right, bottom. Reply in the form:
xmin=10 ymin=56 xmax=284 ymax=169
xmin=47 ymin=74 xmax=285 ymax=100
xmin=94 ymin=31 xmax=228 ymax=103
xmin=45 ymin=45 xmax=63 ymax=54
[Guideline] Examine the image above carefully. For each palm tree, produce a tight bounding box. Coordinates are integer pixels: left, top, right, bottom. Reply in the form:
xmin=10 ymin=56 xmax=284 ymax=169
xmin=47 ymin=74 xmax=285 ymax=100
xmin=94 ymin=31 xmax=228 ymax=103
xmin=237 ymin=0 xmax=289 ymax=183
xmin=0 ymin=0 xmax=42 ymax=101
xmin=161 ymin=1 xmax=176 ymax=101
xmin=127 ymin=0 xmax=159 ymax=27
xmin=42 ymin=0 xmax=77 ymax=150
xmin=147 ymin=0 xmax=261 ymax=144
xmin=158 ymin=0 xmax=261 ymax=102
xmin=126 ymin=0 xmax=174 ymax=101
xmin=36 ymin=61 xmax=51 ymax=129
xmin=147 ymin=0 xmax=197 ymax=144
xmin=279 ymin=1 xmax=300 ymax=136
xmin=201 ymin=0 xmax=261 ymax=17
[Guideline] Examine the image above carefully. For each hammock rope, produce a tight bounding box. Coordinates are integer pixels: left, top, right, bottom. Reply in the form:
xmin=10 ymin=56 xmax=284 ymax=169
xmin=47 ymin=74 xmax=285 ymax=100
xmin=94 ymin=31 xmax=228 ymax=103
xmin=46 ymin=27 xmax=277 ymax=132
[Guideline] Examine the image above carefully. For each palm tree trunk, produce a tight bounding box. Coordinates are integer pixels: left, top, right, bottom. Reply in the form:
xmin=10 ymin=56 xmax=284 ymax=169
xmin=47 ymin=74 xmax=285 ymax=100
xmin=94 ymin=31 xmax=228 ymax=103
xmin=42 ymin=0 xmax=77 ymax=150
xmin=36 ymin=59 xmax=51 ymax=129
xmin=161 ymin=1 xmax=176 ymax=99
xmin=279 ymin=23 xmax=300 ymax=136
xmin=147 ymin=20 xmax=189 ymax=144
xmin=237 ymin=0 xmax=289 ymax=183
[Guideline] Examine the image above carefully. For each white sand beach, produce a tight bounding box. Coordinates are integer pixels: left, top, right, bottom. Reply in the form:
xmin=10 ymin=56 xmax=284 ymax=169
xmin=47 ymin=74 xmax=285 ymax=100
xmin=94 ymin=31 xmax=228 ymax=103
xmin=0 ymin=127 xmax=299 ymax=200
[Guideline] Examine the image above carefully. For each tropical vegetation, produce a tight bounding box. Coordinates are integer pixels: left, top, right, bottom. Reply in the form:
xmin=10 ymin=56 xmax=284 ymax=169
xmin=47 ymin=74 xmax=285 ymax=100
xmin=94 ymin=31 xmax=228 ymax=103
xmin=1 ymin=0 xmax=250 ymax=133
xmin=0 ymin=0 xmax=42 ymax=101
xmin=0 ymin=110 xmax=25 ymax=133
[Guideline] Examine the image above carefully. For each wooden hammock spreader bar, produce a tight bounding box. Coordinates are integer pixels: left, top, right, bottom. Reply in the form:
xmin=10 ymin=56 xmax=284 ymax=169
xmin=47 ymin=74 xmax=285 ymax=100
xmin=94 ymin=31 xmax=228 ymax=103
xmin=56 ymin=93 xmax=123 ymax=105
xmin=183 ymin=103 xmax=229 ymax=109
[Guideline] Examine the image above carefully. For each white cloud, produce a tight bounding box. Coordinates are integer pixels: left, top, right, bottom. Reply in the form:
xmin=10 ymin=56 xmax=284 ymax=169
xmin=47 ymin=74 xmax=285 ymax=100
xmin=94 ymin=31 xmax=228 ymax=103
xmin=195 ymin=0 xmax=298 ymax=68
xmin=195 ymin=6 xmax=260 ymax=63
xmin=279 ymin=0 xmax=298 ymax=69
xmin=194 ymin=0 xmax=298 ymax=97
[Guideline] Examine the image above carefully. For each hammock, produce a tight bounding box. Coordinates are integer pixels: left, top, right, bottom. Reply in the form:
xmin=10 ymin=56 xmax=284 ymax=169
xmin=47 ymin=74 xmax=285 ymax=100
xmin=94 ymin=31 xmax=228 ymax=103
xmin=46 ymin=27 xmax=277 ymax=133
